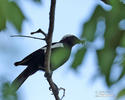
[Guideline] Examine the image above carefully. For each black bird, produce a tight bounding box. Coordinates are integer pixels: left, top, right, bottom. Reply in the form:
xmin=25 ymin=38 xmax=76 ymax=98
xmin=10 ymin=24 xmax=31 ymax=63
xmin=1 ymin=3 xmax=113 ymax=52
xmin=12 ymin=34 xmax=83 ymax=91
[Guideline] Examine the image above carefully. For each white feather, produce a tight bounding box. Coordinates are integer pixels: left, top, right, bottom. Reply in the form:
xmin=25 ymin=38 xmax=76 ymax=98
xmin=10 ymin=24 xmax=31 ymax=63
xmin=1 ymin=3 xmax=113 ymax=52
xmin=42 ymin=43 xmax=64 ymax=52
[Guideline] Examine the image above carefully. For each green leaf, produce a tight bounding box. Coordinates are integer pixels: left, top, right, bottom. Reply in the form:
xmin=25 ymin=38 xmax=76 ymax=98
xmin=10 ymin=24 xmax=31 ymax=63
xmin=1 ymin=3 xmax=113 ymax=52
xmin=0 ymin=0 xmax=8 ymax=31
xmin=0 ymin=82 xmax=18 ymax=100
xmin=71 ymin=47 xmax=86 ymax=70
xmin=0 ymin=13 xmax=6 ymax=31
xmin=117 ymin=88 xmax=125 ymax=99
xmin=116 ymin=55 xmax=125 ymax=82
xmin=120 ymin=31 xmax=125 ymax=47
xmin=81 ymin=5 xmax=107 ymax=41
xmin=97 ymin=29 xmax=124 ymax=86
xmin=0 ymin=0 xmax=25 ymax=32
xmin=92 ymin=0 xmax=125 ymax=87
xmin=7 ymin=2 xmax=25 ymax=32
xmin=97 ymin=49 xmax=116 ymax=86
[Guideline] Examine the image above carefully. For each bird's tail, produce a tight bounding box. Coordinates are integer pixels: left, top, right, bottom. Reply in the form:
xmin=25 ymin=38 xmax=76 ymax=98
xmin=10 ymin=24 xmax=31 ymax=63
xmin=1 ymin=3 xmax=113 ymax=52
xmin=11 ymin=67 xmax=37 ymax=91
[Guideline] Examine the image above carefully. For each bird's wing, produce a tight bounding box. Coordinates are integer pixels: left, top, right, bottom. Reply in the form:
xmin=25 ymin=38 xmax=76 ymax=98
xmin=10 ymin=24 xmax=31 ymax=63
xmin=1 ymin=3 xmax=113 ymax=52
xmin=14 ymin=48 xmax=44 ymax=66
xmin=14 ymin=42 xmax=60 ymax=66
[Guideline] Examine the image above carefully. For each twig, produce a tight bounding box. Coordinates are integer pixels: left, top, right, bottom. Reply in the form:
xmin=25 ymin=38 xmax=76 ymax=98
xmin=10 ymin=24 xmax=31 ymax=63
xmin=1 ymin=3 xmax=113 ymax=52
xmin=44 ymin=0 xmax=60 ymax=100
xmin=31 ymin=29 xmax=47 ymax=37
xmin=59 ymin=87 xmax=65 ymax=100
xmin=11 ymin=35 xmax=45 ymax=40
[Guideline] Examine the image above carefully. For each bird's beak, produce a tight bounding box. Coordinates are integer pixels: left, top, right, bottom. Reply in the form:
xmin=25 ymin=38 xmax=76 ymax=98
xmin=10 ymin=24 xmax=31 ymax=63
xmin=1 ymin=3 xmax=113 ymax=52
xmin=74 ymin=37 xmax=85 ymax=45
xmin=77 ymin=39 xmax=85 ymax=44
xmin=80 ymin=40 xmax=85 ymax=44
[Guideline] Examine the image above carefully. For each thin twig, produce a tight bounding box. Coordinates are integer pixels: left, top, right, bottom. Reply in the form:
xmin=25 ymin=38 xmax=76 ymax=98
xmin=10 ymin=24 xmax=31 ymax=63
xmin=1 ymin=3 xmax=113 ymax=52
xmin=11 ymin=35 xmax=45 ymax=40
xmin=31 ymin=29 xmax=47 ymax=37
xmin=59 ymin=88 xmax=65 ymax=100
xmin=44 ymin=0 xmax=60 ymax=100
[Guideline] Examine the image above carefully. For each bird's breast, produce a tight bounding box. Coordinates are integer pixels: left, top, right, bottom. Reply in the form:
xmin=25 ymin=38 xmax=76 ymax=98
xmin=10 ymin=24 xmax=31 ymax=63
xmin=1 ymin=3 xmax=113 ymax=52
xmin=50 ymin=47 xmax=71 ymax=71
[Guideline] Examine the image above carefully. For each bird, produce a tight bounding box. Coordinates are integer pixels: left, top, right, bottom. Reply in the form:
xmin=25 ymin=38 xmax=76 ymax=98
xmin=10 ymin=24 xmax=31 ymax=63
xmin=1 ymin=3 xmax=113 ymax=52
xmin=12 ymin=34 xmax=83 ymax=91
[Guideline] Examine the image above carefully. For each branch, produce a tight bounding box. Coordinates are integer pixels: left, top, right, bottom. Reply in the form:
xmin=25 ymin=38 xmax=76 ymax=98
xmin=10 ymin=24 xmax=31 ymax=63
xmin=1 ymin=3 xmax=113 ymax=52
xmin=59 ymin=88 xmax=65 ymax=100
xmin=31 ymin=29 xmax=47 ymax=37
xmin=44 ymin=0 xmax=60 ymax=100
xmin=11 ymin=35 xmax=45 ymax=40
xmin=45 ymin=0 xmax=56 ymax=73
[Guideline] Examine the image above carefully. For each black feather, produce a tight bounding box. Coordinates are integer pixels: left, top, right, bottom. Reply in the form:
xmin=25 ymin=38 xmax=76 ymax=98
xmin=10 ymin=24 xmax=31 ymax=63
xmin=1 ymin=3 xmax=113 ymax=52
xmin=12 ymin=66 xmax=38 ymax=91
xmin=12 ymin=35 xmax=82 ymax=91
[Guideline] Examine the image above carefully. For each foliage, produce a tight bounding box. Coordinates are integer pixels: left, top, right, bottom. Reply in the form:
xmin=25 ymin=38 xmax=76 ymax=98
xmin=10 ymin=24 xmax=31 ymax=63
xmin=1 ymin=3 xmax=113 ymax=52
xmin=72 ymin=0 xmax=125 ymax=99
xmin=0 ymin=81 xmax=18 ymax=100
xmin=117 ymin=88 xmax=125 ymax=99
xmin=0 ymin=0 xmax=25 ymax=32
xmin=72 ymin=47 xmax=86 ymax=69
xmin=0 ymin=1 xmax=42 ymax=100
xmin=0 ymin=0 xmax=42 ymax=33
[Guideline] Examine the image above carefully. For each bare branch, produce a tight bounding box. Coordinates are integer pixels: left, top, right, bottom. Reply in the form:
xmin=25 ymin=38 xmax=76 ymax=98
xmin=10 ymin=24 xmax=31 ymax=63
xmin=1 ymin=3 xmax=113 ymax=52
xmin=59 ymin=88 xmax=65 ymax=100
xmin=44 ymin=0 xmax=60 ymax=100
xmin=31 ymin=29 xmax=47 ymax=37
xmin=11 ymin=35 xmax=45 ymax=40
